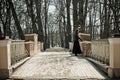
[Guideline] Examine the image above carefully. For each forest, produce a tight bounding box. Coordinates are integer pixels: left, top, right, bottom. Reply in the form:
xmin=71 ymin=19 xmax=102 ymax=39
xmin=0 ymin=0 xmax=120 ymax=49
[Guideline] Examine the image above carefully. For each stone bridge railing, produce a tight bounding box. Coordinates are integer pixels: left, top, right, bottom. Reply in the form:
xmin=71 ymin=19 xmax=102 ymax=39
xmin=90 ymin=39 xmax=109 ymax=65
xmin=0 ymin=34 xmax=41 ymax=79
xmin=0 ymin=40 xmax=30 ymax=79
xmin=88 ymin=38 xmax=120 ymax=78
xmin=69 ymin=37 xmax=120 ymax=78
xmin=11 ymin=40 xmax=28 ymax=65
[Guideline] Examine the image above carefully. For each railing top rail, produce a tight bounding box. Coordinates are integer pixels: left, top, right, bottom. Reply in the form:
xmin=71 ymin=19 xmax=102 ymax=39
xmin=81 ymin=41 xmax=91 ymax=43
xmin=25 ymin=34 xmax=38 ymax=36
xmin=11 ymin=40 xmax=25 ymax=45
xmin=25 ymin=41 xmax=34 ymax=44
xmin=12 ymin=40 xmax=25 ymax=42
xmin=92 ymin=39 xmax=108 ymax=42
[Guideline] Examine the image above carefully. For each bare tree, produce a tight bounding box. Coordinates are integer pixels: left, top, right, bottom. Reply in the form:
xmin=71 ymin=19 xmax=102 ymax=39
xmin=72 ymin=0 xmax=78 ymax=31
xmin=34 ymin=0 xmax=44 ymax=42
xmin=44 ymin=0 xmax=50 ymax=49
xmin=25 ymin=0 xmax=38 ymax=34
xmin=65 ymin=0 xmax=71 ymax=48
xmin=8 ymin=0 xmax=24 ymax=39
xmin=0 ymin=0 xmax=11 ymax=38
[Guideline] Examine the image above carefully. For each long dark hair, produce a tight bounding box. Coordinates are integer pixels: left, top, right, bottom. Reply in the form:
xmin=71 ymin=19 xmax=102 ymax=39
xmin=75 ymin=29 xmax=79 ymax=35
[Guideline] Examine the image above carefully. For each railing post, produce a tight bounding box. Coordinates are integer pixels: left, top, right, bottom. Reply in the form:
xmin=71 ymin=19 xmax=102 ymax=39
xmin=25 ymin=42 xmax=34 ymax=56
xmin=108 ymin=38 xmax=120 ymax=78
xmin=81 ymin=41 xmax=91 ymax=57
xmin=25 ymin=34 xmax=38 ymax=54
xmin=0 ymin=40 xmax=12 ymax=79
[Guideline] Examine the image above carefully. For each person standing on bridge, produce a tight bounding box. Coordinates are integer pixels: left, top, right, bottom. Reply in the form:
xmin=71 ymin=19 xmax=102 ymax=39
xmin=72 ymin=28 xmax=82 ymax=56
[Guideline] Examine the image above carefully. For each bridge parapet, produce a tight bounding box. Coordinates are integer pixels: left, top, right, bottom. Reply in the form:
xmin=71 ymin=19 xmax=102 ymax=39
xmin=25 ymin=34 xmax=42 ymax=54
xmin=0 ymin=39 xmax=28 ymax=78
xmin=90 ymin=39 xmax=109 ymax=65
xmin=0 ymin=39 xmax=29 ymax=79
xmin=0 ymin=34 xmax=42 ymax=79
xmin=89 ymin=38 xmax=120 ymax=78
xmin=108 ymin=38 xmax=120 ymax=78
xmin=11 ymin=40 xmax=28 ymax=65
xmin=0 ymin=40 xmax=12 ymax=79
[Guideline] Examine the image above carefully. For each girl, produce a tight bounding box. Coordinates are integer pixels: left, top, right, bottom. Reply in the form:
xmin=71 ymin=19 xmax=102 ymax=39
xmin=72 ymin=29 xmax=82 ymax=56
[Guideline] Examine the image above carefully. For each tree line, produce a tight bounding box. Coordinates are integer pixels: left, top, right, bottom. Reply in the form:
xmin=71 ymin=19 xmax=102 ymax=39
xmin=0 ymin=0 xmax=120 ymax=49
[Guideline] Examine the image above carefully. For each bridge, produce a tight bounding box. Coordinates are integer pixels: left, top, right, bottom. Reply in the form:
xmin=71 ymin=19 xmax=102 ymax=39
xmin=11 ymin=47 xmax=108 ymax=80
xmin=0 ymin=34 xmax=120 ymax=80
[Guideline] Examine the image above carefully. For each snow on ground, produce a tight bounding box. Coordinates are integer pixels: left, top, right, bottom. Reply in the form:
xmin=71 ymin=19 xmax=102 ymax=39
xmin=12 ymin=47 xmax=108 ymax=80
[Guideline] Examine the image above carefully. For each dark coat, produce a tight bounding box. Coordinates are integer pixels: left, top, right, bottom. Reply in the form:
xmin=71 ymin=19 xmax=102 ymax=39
xmin=72 ymin=30 xmax=82 ymax=54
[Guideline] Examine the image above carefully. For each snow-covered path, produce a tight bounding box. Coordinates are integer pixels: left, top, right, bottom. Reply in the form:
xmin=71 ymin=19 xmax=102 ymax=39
xmin=11 ymin=47 xmax=108 ymax=80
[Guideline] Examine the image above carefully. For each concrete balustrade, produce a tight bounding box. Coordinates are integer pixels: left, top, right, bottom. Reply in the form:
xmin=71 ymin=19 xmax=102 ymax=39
xmin=11 ymin=40 xmax=27 ymax=65
xmin=81 ymin=41 xmax=91 ymax=57
xmin=0 ymin=39 xmax=31 ymax=79
xmin=0 ymin=40 xmax=12 ymax=78
xmin=108 ymin=38 xmax=120 ymax=78
xmin=25 ymin=34 xmax=40 ymax=54
xmin=25 ymin=42 xmax=34 ymax=56
xmin=78 ymin=33 xmax=91 ymax=41
xmin=90 ymin=38 xmax=120 ymax=78
xmin=91 ymin=39 xmax=109 ymax=64
xmin=0 ymin=34 xmax=41 ymax=79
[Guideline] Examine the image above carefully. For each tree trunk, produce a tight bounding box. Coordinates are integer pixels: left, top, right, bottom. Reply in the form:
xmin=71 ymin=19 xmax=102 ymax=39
xmin=0 ymin=1 xmax=12 ymax=38
xmin=66 ymin=0 xmax=71 ymax=48
xmin=8 ymin=0 xmax=24 ymax=39
xmin=47 ymin=26 xmax=50 ymax=48
xmin=83 ymin=0 xmax=88 ymax=32
xmin=44 ymin=0 xmax=48 ymax=50
xmin=72 ymin=0 xmax=78 ymax=31
xmin=103 ymin=0 xmax=110 ymax=38
xmin=89 ymin=11 xmax=93 ymax=39
xmin=25 ymin=0 xmax=38 ymax=34
xmin=6 ymin=1 xmax=12 ymax=38
xmin=51 ymin=30 xmax=54 ymax=47
xmin=78 ymin=0 xmax=84 ymax=32
xmin=34 ymin=0 xmax=44 ymax=42
xmin=63 ymin=13 xmax=66 ymax=48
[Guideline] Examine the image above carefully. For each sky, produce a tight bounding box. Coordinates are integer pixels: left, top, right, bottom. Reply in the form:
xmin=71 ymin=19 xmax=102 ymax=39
xmin=48 ymin=5 xmax=56 ymax=13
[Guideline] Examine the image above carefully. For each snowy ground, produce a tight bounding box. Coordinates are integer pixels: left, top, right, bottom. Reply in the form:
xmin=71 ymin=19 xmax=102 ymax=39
xmin=11 ymin=47 xmax=108 ymax=80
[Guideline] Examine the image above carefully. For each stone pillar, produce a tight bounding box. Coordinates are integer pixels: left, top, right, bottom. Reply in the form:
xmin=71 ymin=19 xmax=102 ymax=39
xmin=81 ymin=41 xmax=91 ymax=57
xmin=25 ymin=34 xmax=38 ymax=53
xmin=25 ymin=42 xmax=34 ymax=56
xmin=108 ymin=38 xmax=120 ymax=78
xmin=0 ymin=40 xmax=12 ymax=79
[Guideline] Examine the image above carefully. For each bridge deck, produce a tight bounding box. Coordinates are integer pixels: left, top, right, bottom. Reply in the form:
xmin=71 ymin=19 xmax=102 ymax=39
xmin=11 ymin=47 xmax=108 ymax=80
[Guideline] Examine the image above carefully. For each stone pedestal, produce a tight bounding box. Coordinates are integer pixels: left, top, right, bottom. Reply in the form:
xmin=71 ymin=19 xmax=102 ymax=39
xmin=25 ymin=34 xmax=38 ymax=53
xmin=25 ymin=42 xmax=34 ymax=56
xmin=78 ymin=33 xmax=91 ymax=41
xmin=108 ymin=38 xmax=120 ymax=78
xmin=0 ymin=40 xmax=12 ymax=79
xmin=81 ymin=41 xmax=91 ymax=57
